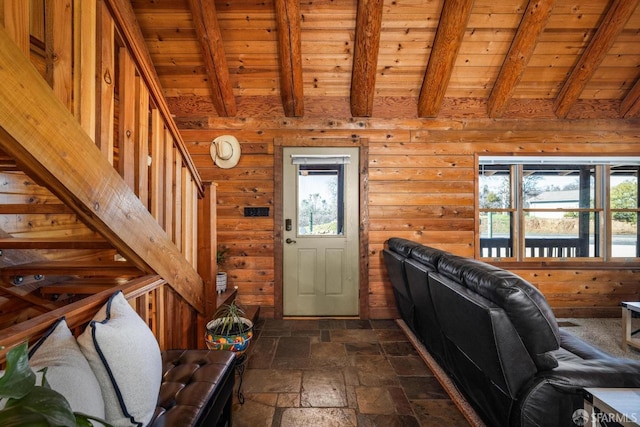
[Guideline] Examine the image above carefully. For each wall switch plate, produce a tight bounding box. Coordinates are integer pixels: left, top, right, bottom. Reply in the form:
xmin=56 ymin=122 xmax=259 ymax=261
xmin=244 ymin=207 xmax=270 ymax=217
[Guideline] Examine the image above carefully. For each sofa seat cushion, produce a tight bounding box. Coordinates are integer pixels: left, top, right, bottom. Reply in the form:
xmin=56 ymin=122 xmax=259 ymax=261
xmin=151 ymin=349 xmax=235 ymax=427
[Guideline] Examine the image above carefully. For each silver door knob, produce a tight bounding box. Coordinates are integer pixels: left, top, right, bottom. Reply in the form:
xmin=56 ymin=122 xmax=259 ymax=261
xmin=286 ymin=238 xmax=297 ymax=244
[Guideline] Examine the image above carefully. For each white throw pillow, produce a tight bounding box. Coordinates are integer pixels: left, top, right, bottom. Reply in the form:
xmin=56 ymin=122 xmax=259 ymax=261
xmin=28 ymin=317 xmax=105 ymax=420
xmin=78 ymin=291 xmax=162 ymax=427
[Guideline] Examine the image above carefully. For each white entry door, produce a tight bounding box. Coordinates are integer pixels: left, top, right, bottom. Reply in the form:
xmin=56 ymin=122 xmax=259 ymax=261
xmin=282 ymin=147 xmax=360 ymax=316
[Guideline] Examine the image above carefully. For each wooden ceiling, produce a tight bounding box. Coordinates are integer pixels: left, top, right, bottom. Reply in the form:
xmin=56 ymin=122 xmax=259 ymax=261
xmin=130 ymin=0 xmax=640 ymax=120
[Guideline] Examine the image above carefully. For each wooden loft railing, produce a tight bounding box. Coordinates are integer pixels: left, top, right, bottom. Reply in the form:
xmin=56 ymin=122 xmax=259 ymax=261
xmin=0 ymin=0 xmax=218 ymax=347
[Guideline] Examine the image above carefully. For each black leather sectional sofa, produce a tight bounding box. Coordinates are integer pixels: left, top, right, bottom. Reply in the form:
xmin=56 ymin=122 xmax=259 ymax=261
xmin=383 ymin=237 xmax=640 ymax=427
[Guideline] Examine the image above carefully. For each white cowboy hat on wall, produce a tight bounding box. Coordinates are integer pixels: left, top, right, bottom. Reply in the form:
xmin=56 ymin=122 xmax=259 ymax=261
xmin=210 ymin=135 xmax=241 ymax=169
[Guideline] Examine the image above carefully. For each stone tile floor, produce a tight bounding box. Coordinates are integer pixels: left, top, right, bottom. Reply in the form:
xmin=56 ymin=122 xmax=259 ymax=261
xmin=231 ymin=318 xmax=470 ymax=426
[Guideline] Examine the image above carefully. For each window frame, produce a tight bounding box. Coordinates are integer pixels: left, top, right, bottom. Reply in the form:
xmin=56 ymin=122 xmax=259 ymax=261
xmin=476 ymin=155 xmax=640 ymax=263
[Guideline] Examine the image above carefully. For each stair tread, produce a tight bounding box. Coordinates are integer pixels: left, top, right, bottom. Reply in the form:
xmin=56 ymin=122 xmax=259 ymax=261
xmin=0 ymin=237 xmax=112 ymax=249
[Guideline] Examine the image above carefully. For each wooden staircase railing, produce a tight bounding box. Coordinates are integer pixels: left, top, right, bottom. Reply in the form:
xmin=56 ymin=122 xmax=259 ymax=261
xmin=0 ymin=275 xmax=166 ymax=362
xmin=0 ymin=0 xmax=220 ymax=346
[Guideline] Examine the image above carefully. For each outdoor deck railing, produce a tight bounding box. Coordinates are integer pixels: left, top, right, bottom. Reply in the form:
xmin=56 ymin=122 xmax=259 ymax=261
xmin=480 ymin=237 xmax=581 ymax=258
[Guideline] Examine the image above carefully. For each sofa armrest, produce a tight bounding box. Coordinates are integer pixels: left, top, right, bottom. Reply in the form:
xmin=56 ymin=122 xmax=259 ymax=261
xmin=542 ymin=357 xmax=640 ymax=391
xmin=515 ymin=358 xmax=640 ymax=427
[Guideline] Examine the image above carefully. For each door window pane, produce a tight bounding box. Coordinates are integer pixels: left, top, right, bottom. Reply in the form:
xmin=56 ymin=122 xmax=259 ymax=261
xmin=297 ymin=165 xmax=344 ymax=235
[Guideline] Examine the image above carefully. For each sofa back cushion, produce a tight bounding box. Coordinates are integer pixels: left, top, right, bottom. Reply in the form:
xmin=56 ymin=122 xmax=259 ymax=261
xmin=383 ymin=238 xmax=424 ymax=332
xmin=386 ymin=237 xmax=421 ymax=257
xmin=404 ymin=257 xmax=445 ymax=360
xmin=429 ymin=273 xmax=537 ymax=399
xmin=408 ymin=244 xmax=443 ymax=270
xmin=382 ymin=248 xmax=415 ymax=331
xmin=437 ymin=253 xmax=560 ymax=370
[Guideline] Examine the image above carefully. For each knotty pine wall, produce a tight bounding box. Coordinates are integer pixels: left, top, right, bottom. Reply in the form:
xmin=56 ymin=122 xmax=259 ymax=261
xmin=176 ymin=104 xmax=640 ymax=319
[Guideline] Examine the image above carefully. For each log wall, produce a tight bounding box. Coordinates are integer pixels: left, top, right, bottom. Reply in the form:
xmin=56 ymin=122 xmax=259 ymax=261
xmin=177 ymin=104 xmax=640 ymax=319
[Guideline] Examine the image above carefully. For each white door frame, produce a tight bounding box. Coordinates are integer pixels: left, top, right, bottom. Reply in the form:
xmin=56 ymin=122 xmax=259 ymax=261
xmin=274 ymin=138 xmax=369 ymax=319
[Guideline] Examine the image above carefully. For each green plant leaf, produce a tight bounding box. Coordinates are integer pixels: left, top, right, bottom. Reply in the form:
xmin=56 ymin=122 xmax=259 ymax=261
xmin=210 ymin=300 xmax=250 ymax=336
xmin=75 ymin=412 xmax=114 ymax=427
xmin=0 ymin=342 xmax=113 ymax=427
xmin=3 ymin=386 xmax=76 ymax=427
xmin=0 ymin=342 xmax=35 ymax=400
xmin=0 ymin=408 xmax=50 ymax=427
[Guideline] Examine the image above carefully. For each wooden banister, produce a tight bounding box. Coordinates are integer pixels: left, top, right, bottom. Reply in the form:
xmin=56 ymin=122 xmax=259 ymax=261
xmin=0 ymin=275 xmax=164 ymax=358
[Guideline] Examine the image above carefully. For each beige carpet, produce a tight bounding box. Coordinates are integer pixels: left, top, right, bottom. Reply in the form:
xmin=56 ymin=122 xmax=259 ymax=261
xmin=557 ymin=316 xmax=640 ymax=361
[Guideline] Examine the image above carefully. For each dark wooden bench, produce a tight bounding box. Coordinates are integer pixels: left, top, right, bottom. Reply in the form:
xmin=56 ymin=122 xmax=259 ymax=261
xmin=150 ymin=349 xmax=235 ymax=427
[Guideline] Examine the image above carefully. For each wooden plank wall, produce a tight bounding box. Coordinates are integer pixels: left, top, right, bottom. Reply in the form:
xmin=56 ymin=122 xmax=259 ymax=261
xmin=178 ymin=107 xmax=640 ymax=319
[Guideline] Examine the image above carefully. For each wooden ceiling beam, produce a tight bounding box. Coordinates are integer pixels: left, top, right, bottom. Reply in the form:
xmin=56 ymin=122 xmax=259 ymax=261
xmin=488 ymin=0 xmax=556 ymax=118
xmin=417 ymin=0 xmax=474 ymax=118
xmin=553 ymin=0 xmax=640 ymax=118
xmin=350 ymin=0 xmax=384 ymax=117
xmin=0 ymin=27 xmax=204 ymax=313
xmin=274 ymin=0 xmax=304 ymax=117
xmin=620 ymin=77 xmax=640 ymax=118
xmin=187 ymin=0 xmax=236 ymax=117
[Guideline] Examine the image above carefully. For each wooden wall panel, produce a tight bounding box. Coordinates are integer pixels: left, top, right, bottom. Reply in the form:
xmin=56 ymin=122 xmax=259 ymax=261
xmin=180 ymin=111 xmax=640 ymax=319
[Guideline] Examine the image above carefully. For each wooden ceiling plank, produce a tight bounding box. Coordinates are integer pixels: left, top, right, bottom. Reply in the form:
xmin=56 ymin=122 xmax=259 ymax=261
xmin=488 ymin=0 xmax=557 ymax=118
xmin=620 ymin=76 xmax=640 ymax=118
xmin=350 ymin=0 xmax=384 ymax=117
xmin=274 ymin=0 xmax=304 ymax=117
xmin=417 ymin=0 xmax=474 ymax=118
xmin=0 ymin=27 xmax=204 ymax=313
xmin=553 ymin=0 xmax=640 ymax=118
xmin=187 ymin=0 xmax=237 ymax=117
